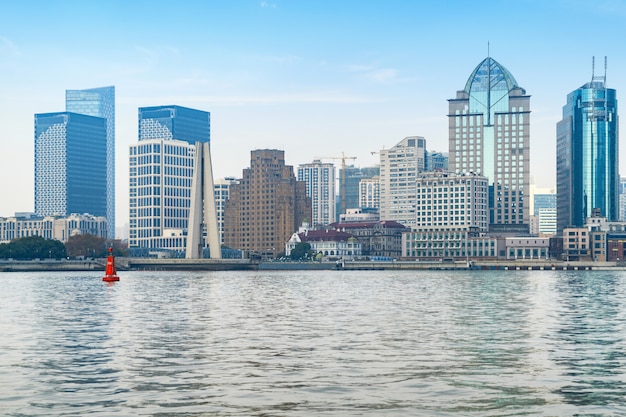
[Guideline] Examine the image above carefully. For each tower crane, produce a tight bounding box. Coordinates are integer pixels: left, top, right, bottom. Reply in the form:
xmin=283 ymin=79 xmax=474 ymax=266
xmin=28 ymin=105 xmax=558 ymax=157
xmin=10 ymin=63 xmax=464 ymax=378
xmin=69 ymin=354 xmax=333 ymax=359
xmin=316 ymin=152 xmax=357 ymax=215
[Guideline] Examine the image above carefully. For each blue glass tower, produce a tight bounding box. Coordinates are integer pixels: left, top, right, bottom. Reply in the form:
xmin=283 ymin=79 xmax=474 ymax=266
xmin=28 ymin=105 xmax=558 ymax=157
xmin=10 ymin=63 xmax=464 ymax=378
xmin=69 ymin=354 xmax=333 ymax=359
xmin=556 ymin=58 xmax=619 ymax=232
xmin=66 ymin=86 xmax=115 ymax=239
xmin=138 ymin=105 xmax=210 ymax=143
xmin=34 ymin=112 xmax=107 ymax=221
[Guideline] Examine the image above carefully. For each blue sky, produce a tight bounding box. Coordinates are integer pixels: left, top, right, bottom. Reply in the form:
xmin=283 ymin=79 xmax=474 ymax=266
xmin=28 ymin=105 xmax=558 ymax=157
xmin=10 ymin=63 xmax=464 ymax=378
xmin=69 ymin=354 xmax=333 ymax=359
xmin=2 ymin=0 xmax=626 ymax=232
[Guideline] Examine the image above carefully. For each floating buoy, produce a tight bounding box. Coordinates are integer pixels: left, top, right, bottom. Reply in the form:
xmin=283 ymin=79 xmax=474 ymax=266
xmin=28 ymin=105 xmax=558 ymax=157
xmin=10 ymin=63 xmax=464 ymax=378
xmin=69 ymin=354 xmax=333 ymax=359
xmin=102 ymin=247 xmax=120 ymax=282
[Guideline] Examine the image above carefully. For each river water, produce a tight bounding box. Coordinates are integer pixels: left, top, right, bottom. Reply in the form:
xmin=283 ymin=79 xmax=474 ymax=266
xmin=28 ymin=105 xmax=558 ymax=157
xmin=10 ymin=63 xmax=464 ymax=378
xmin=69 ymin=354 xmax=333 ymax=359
xmin=1 ymin=270 xmax=626 ymax=416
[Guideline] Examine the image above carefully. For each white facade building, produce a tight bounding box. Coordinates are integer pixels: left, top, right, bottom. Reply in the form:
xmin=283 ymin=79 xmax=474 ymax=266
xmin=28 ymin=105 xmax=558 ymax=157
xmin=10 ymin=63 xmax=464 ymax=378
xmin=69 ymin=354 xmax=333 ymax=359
xmin=0 ymin=212 xmax=107 ymax=243
xmin=214 ymin=177 xmax=239 ymax=244
xmin=538 ymin=207 xmax=557 ymax=235
xmin=359 ymin=176 xmax=380 ymax=210
xmin=415 ymin=171 xmax=489 ymax=232
xmin=129 ymin=138 xmax=195 ymax=251
xmin=379 ymin=136 xmax=426 ymax=227
xmin=297 ymin=160 xmax=336 ymax=228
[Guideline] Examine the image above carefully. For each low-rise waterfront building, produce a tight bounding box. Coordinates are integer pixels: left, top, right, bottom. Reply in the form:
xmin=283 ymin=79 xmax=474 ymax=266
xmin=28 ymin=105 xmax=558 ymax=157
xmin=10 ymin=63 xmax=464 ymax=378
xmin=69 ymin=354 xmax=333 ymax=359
xmin=329 ymin=220 xmax=407 ymax=259
xmin=285 ymin=229 xmax=361 ymax=260
xmin=0 ymin=212 xmax=107 ymax=243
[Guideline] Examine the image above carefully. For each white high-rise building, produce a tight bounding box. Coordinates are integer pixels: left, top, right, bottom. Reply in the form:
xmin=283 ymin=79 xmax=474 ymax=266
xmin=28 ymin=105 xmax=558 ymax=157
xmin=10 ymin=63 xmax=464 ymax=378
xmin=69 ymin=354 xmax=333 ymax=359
xmin=379 ymin=136 xmax=426 ymax=227
xmin=359 ymin=176 xmax=380 ymax=210
xmin=297 ymin=160 xmax=336 ymax=228
xmin=129 ymin=138 xmax=195 ymax=251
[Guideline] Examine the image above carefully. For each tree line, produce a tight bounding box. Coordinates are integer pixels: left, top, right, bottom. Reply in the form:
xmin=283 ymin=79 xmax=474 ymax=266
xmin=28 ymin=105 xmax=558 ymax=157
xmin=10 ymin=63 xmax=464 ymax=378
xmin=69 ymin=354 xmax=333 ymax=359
xmin=0 ymin=235 xmax=128 ymax=260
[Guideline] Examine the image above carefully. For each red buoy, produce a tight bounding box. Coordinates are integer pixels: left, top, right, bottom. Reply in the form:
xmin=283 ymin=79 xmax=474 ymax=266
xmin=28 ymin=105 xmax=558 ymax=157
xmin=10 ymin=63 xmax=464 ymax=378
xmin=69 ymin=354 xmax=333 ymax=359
xmin=102 ymin=247 xmax=120 ymax=282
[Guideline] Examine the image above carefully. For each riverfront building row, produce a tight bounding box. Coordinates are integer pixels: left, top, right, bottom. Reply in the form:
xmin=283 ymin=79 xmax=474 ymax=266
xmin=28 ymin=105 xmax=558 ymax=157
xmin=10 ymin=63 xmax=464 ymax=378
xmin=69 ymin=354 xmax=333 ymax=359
xmin=21 ymin=54 xmax=619 ymax=263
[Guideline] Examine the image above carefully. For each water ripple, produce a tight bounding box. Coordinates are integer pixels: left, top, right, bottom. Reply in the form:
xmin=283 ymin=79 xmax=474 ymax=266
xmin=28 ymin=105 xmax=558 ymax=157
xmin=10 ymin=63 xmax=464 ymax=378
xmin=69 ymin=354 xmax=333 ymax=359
xmin=1 ymin=270 xmax=626 ymax=415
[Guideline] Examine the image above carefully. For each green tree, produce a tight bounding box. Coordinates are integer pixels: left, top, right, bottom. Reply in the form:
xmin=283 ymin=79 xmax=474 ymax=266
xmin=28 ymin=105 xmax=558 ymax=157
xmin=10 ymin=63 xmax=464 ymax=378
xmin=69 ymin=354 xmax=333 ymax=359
xmin=0 ymin=236 xmax=66 ymax=260
xmin=290 ymin=242 xmax=312 ymax=260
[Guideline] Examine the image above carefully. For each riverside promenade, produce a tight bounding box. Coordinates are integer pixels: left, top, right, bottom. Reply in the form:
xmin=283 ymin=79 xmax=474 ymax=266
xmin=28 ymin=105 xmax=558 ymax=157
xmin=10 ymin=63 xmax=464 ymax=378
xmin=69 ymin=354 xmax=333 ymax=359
xmin=3 ymin=258 xmax=625 ymax=272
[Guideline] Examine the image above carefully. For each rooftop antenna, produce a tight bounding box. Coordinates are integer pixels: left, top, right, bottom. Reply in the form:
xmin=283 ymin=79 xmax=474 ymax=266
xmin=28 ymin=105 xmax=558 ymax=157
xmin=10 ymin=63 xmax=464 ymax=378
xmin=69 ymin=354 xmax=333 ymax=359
xmin=487 ymin=41 xmax=490 ymax=58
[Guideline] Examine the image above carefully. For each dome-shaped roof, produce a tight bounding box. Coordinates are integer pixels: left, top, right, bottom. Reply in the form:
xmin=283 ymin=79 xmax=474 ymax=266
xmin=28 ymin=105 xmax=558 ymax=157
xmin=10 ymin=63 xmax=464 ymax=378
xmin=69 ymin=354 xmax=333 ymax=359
xmin=464 ymin=57 xmax=519 ymax=94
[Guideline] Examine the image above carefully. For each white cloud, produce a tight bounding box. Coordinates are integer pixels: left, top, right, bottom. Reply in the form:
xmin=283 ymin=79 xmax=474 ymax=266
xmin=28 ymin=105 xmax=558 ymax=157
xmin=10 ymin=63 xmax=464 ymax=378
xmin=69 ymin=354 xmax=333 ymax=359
xmin=260 ymin=1 xmax=278 ymax=8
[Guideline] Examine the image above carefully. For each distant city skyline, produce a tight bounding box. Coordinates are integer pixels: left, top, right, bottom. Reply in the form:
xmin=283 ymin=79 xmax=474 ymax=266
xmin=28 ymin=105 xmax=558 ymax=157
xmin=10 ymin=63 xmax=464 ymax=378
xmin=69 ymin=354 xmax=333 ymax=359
xmin=1 ymin=1 xmax=626 ymax=233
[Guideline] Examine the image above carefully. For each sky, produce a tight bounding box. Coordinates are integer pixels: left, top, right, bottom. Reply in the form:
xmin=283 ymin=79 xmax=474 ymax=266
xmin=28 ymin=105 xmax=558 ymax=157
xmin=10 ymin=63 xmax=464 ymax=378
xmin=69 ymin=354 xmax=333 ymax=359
xmin=2 ymin=0 xmax=626 ymax=237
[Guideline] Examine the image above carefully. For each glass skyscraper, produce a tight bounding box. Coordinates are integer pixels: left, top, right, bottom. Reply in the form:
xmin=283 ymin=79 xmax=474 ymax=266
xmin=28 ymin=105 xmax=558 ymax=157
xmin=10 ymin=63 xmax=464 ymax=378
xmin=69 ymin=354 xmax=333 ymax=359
xmin=129 ymin=105 xmax=211 ymax=252
xmin=34 ymin=112 xmax=107 ymax=221
xmin=138 ymin=105 xmax=210 ymax=144
xmin=556 ymin=61 xmax=618 ymax=232
xmin=449 ymin=57 xmax=530 ymax=231
xmin=66 ymin=86 xmax=115 ymax=239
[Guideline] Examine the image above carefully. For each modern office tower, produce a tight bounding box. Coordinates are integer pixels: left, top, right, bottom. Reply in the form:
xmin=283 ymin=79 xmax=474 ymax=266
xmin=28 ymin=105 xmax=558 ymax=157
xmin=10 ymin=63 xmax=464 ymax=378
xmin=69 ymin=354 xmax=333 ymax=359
xmin=224 ymin=149 xmax=311 ymax=259
xmin=34 ymin=112 xmax=107 ymax=223
xmin=129 ymin=105 xmax=212 ymax=252
xmin=379 ymin=136 xmax=426 ymax=227
xmin=138 ymin=105 xmax=210 ymax=144
xmin=66 ymin=86 xmax=115 ymax=239
xmin=214 ymin=177 xmax=239 ymax=244
xmin=359 ymin=176 xmax=380 ymax=209
xmin=425 ymin=150 xmax=449 ymax=172
xmin=448 ymin=57 xmax=531 ymax=231
xmin=297 ymin=160 xmax=336 ymax=228
xmin=336 ymin=165 xmax=379 ymax=219
xmin=556 ymin=58 xmax=619 ymax=232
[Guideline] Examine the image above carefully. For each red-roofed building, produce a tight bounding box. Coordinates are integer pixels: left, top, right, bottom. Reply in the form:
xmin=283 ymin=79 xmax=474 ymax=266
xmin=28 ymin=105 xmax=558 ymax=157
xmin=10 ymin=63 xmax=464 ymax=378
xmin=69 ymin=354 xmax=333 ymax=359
xmin=286 ymin=229 xmax=361 ymax=260
xmin=327 ymin=220 xmax=408 ymax=259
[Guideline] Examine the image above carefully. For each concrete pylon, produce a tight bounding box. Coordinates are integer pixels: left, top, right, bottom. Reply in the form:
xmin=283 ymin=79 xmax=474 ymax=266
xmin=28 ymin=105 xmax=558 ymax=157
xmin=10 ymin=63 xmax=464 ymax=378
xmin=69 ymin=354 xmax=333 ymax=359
xmin=186 ymin=141 xmax=222 ymax=259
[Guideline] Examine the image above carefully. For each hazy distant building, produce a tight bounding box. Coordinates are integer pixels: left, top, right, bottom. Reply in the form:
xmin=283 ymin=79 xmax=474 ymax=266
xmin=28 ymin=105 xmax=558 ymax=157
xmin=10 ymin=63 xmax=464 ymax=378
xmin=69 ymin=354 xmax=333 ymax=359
xmin=448 ymin=57 xmax=531 ymax=231
xmin=224 ymin=149 xmax=311 ymax=259
xmin=66 ymin=86 xmax=115 ymax=238
xmin=425 ymin=150 xmax=448 ymax=172
xmin=129 ymin=105 xmax=211 ymax=252
xmin=297 ymin=160 xmax=336 ymax=228
xmin=379 ymin=136 xmax=426 ymax=227
xmin=337 ymin=165 xmax=379 ymax=219
xmin=34 ymin=112 xmax=107 ymax=225
xmin=557 ymin=58 xmax=619 ymax=232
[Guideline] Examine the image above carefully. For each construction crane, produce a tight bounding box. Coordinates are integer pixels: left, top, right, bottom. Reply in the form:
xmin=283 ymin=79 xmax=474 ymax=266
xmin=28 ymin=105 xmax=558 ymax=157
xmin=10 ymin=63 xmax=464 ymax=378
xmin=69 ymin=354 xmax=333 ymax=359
xmin=316 ymin=152 xmax=357 ymax=215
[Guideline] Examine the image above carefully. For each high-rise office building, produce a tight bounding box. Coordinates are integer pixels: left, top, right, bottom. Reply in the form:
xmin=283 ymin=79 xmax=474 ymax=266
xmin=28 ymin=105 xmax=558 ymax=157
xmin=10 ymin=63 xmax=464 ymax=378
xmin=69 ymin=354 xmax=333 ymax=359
xmin=34 ymin=112 xmax=107 ymax=223
xmin=379 ymin=136 xmax=426 ymax=227
xmin=297 ymin=160 xmax=336 ymax=228
xmin=556 ymin=58 xmax=619 ymax=232
xmin=66 ymin=86 xmax=115 ymax=239
xmin=224 ymin=149 xmax=311 ymax=259
xmin=129 ymin=105 xmax=211 ymax=252
xmin=448 ymin=57 xmax=531 ymax=231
